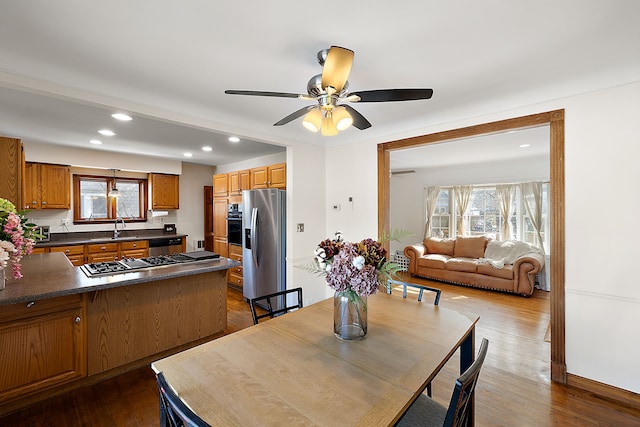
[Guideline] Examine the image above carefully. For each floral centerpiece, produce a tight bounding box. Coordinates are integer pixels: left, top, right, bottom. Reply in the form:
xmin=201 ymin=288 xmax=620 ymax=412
xmin=1 ymin=198 xmax=40 ymax=286
xmin=306 ymin=230 xmax=407 ymax=340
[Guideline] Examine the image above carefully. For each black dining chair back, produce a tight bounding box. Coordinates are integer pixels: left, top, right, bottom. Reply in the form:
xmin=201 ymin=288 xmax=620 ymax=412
xmin=249 ymin=287 xmax=303 ymax=325
xmin=396 ymin=338 xmax=489 ymax=427
xmin=157 ymin=372 xmax=210 ymax=427
xmin=387 ymin=279 xmax=442 ymax=305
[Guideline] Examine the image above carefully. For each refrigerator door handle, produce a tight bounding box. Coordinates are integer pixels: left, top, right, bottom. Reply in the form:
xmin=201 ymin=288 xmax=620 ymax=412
xmin=250 ymin=207 xmax=258 ymax=268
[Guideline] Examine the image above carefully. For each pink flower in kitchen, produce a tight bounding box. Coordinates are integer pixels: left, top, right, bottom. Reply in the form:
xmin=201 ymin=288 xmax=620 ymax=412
xmin=0 ymin=198 xmax=40 ymax=280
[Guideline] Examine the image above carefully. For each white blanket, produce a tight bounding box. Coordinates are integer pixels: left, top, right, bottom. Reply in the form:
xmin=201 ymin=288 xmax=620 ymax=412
xmin=478 ymin=240 xmax=542 ymax=269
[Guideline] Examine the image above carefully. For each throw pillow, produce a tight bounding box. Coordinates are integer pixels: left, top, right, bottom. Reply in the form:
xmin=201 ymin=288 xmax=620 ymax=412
xmin=424 ymin=237 xmax=456 ymax=256
xmin=453 ymin=236 xmax=488 ymax=258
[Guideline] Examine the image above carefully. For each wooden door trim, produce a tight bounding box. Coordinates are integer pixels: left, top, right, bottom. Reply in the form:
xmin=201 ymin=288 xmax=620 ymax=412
xmin=377 ymin=109 xmax=566 ymax=383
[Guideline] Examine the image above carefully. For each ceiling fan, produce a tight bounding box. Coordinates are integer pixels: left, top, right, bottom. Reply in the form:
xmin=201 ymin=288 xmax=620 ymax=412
xmin=225 ymin=46 xmax=434 ymax=136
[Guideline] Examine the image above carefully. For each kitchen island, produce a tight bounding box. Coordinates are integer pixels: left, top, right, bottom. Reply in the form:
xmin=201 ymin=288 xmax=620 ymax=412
xmin=0 ymin=252 xmax=239 ymax=416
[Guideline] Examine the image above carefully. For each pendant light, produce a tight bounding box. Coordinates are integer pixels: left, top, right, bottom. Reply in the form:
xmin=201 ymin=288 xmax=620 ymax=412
xmin=108 ymin=169 xmax=121 ymax=198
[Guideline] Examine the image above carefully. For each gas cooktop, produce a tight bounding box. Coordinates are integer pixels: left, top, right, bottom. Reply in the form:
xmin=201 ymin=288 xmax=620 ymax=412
xmin=81 ymin=251 xmax=220 ymax=277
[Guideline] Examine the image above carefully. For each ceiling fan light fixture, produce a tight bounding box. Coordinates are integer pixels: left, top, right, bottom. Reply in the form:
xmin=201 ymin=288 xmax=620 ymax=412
xmin=320 ymin=112 xmax=338 ymax=136
xmin=333 ymin=106 xmax=353 ymax=131
xmin=302 ymin=108 xmax=323 ymax=132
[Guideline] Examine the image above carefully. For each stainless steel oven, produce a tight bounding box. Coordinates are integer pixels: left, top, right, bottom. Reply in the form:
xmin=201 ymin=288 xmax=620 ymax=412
xmin=227 ymin=203 xmax=243 ymax=246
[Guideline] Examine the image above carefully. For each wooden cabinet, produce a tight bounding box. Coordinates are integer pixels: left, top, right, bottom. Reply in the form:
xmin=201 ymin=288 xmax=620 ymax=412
xmin=50 ymin=245 xmax=85 ymax=266
xmin=86 ymin=243 xmax=119 ymax=263
xmin=213 ymin=173 xmax=228 ymax=197
xmin=227 ymin=243 xmax=243 ymax=289
xmin=213 ymin=197 xmax=228 ymax=258
xmin=149 ymin=173 xmax=179 ymax=210
xmin=119 ymin=240 xmax=149 ymax=258
xmin=86 ymin=271 xmax=227 ymax=375
xmin=23 ymin=162 xmax=71 ymax=210
xmin=239 ymin=169 xmax=250 ymax=192
xmin=0 ymin=137 xmax=23 ymax=209
xmin=0 ymin=294 xmax=86 ymax=402
xmin=250 ymin=163 xmax=286 ymax=189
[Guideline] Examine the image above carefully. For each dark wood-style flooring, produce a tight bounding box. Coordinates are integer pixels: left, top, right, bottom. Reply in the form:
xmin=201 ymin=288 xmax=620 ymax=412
xmin=2 ymin=277 xmax=639 ymax=426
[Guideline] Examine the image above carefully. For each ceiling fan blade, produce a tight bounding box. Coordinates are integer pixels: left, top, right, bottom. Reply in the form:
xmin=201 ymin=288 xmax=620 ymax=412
xmin=343 ymin=105 xmax=372 ymax=130
xmin=225 ymin=90 xmax=305 ymax=99
xmin=321 ymin=46 xmax=354 ymax=93
xmin=349 ymin=88 xmax=433 ymax=102
xmin=273 ymin=105 xmax=316 ymax=126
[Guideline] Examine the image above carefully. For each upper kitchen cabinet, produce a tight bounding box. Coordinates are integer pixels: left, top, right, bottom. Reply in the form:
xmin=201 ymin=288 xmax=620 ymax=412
xmin=149 ymin=173 xmax=179 ymax=210
xmin=250 ymin=163 xmax=286 ymax=189
xmin=228 ymin=169 xmax=250 ymax=196
xmin=213 ymin=173 xmax=228 ymax=197
xmin=0 ymin=136 xmax=24 ymax=209
xmin=23 ymin=162 xmax=71 ymax=210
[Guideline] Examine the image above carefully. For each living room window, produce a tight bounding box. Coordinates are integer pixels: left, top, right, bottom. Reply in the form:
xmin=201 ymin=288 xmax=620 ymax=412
xmin=73 ymin=174 xmax=148 ymax=223
xmin=426 ymin=183 xmax=549 ymax=252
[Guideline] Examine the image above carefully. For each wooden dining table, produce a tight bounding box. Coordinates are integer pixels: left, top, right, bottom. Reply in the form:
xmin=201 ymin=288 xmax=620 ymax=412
xmin=151 ymin=291 xmax=480 ymax=426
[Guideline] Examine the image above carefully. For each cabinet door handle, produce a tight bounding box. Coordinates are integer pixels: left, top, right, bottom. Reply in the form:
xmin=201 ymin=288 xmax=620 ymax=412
xmin=26 ymin=301 xmax=36 ymax=308
xmin=101 ymin=246 xmax=106 ymax=251
xmin=65 ymin=249 xmax=70 ymax=254
xmin=75 ymin=316 xmax=81 ymax=324
xmin=41 ymin=201 xmax=47 ymax=205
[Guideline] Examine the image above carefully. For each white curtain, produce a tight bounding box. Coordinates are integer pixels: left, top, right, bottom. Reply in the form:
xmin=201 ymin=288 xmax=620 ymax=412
xmin=521 ymin=181 xmax=545 ymax=253
xmin=423 ymin=186 xmax=441 ymax=239
xmin=454 ymin=185 xmax=473 ymax=236
xmin=496 ymin=184 xmax=516 ymax=241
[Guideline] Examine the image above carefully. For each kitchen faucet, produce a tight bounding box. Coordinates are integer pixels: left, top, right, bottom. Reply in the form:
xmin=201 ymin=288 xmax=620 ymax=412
xmin=114 ymin=217 xmax=126 ymax=239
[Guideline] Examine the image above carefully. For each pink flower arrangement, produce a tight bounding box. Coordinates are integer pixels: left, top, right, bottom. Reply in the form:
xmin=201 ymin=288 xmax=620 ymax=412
xmin=1 ymin=198 xmax=38 ymax=280
xmin=312 ymin=231 xmax=403 ymax=298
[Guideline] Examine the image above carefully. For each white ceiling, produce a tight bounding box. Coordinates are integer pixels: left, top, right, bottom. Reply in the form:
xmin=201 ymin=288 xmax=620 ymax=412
xmin=0 ymin=1 xmax=638 ymax=167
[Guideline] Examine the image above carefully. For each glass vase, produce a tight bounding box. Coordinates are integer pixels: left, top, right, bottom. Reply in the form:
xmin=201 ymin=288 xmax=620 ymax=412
xmin=334 ymin=290 xmax=367 ymax=340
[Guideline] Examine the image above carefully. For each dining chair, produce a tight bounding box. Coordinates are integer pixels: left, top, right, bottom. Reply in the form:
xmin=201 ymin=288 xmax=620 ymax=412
xmin=157 ymin=371 xmax=210 ymax=427
xmin=396 ymin=338 xmax=489 ymax=427
xmin=388 ymin=279 xmax=442 ymax=396
xmin=387 ymin=279 xmax=442 ymax=305
xmin=249 ymin=287 xmax=303 ymax=325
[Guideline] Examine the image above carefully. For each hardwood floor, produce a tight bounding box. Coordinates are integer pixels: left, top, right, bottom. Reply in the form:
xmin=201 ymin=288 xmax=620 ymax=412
xmin=1 ymin=280 xmax=638 ymax=426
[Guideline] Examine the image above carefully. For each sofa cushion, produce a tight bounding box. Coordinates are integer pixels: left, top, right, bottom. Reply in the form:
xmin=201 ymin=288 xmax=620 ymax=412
xmin=417 ymin=254 xmax=449 ymax=269
xmin=453 ymin=236 xmax=488 ymax=258
xmin=423 ymin=237 xmax=456 ymax=256
xmin=444 ymin=257 xmax=478 ymax=273
xmin=477 ymin=263 xmax=514 ymax=280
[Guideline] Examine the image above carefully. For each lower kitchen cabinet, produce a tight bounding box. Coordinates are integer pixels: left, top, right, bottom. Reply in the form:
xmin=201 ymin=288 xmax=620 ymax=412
xmin=119 ymin=240 xmax=149 ymax=258
xmin=86 ymin=271 xmax=227 ymax=375
xmin=49 ymin=245 xmax=85 ymax=266
xmin=86 ymin=243 xmax=119 ymax=263
xmin=0 ymin=294 xmax=86 ymax=402
xmin=227 ymin=243 xmax=243 ymax=288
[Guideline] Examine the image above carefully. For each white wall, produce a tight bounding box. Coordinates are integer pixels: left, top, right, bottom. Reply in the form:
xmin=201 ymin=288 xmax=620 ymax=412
xmin=177 ymin=163 xmax=217 ymax=251
xmin=324 ymin=81 xmax=640 ymax=394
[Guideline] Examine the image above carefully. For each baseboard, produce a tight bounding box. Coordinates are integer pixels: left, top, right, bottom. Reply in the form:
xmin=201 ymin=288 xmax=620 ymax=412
xmin=567 ymin=373 xmax=639 ymax=409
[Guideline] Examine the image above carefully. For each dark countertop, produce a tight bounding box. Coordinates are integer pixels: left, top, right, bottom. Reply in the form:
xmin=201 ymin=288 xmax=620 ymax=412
xmin=0 ymin=252 xmax=240 ymax=306
xmin=35 ymin=230 xmax=188 ymax=248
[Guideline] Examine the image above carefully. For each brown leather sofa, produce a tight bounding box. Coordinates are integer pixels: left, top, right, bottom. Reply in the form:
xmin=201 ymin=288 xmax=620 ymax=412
xmin=404 ymin=236 xmax=545 ymax=296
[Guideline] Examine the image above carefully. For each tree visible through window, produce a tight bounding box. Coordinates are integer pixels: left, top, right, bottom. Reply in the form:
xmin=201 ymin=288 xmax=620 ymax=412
xmin=74 ymin=175 xmax=147 ymax=223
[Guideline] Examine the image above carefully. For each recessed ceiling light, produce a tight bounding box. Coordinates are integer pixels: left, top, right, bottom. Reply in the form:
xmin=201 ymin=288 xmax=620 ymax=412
xmin=98 ymin=129 xmax=116 ymax=136
xmin=228 ymin=136 xmax=240 ymax=143
xmin=111 ymin=113 xmax=133 ymax=121
xmin=202 ymin=146 xmax=212 ymax=152
xmin=183 ymin=152 xmax=193 ymax=157
xmin=519 ymin=144 xmax=531 ymax=148
xmin=89 ymin=139 xmax=102 ymax=145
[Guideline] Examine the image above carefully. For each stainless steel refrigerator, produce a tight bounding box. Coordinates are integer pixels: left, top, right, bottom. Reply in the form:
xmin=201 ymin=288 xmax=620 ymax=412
xmin=242 ymin=188 xmax=286 ymax=307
